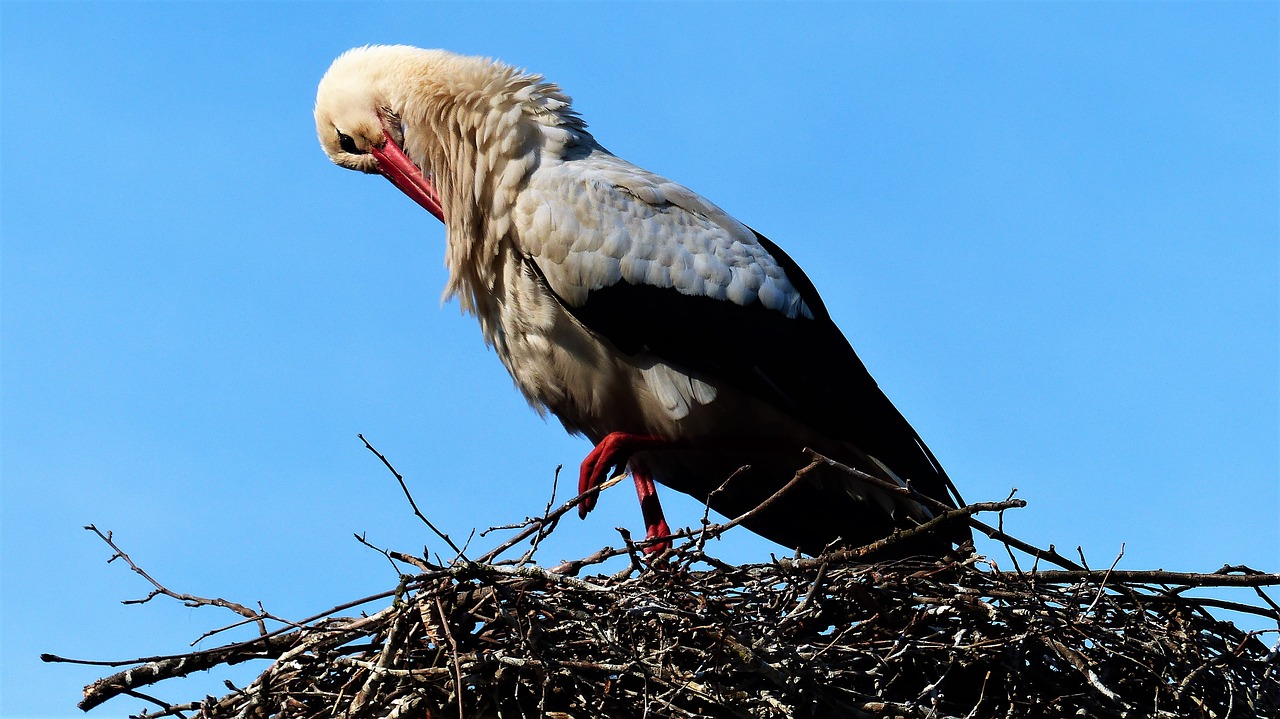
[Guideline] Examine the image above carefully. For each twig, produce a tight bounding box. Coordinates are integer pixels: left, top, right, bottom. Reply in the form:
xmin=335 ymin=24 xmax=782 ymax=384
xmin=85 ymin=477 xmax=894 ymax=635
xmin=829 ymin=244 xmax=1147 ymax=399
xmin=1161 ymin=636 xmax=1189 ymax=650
xmin=358 ymin=434 xmax=467 ymax=560
xmin=517 ymin=464 xmax=564 ymax=566
xmin=84 ymin=525 xmax=269 ymax=635
xmin=699 ymin=458 xmax=823 ymax=542
xmin=805 ymin=450 xmax=1085 ymax=571
xmin=1081 ymin=543 xmax=1124 ymax=619
xmin=998 ymin=488 xmax=1023 ymax=574
xmin=780 ymin=500 xmax=1024 ymax=570
xmin=477 ymin=472 xmax=628 ymax=564
xmin=696 ymin=464 xmax=753 ymax=551
xmin=1027 ymin=569 xmax=1280 ymax=587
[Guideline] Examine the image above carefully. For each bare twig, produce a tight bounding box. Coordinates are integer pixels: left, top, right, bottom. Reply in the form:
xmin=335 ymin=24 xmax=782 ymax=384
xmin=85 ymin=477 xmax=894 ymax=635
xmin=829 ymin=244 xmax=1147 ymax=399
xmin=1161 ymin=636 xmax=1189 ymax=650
xmin=84 ymin=525 xmax=269 ymax=635
xmin=1027 ymin=568 xmax=1280 ymax=588
xmin=1081 ymin=543 xmax=1125 ymax=619
xmin=805 ymin=450 xmax=1086 ymax=570
xmin=699 ymin=458 xmax=824 ymax=542
xmin=477 ymin=472 xmax=628 ymax=564
xmin=358 ymin=434 xmax=467 ymax=560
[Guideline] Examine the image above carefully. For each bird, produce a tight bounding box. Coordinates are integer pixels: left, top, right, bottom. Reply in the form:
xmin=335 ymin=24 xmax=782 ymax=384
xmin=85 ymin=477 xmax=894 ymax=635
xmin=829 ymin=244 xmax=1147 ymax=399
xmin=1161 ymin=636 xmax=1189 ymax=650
xmin=314 ymin=45 xmax=969 ymax=557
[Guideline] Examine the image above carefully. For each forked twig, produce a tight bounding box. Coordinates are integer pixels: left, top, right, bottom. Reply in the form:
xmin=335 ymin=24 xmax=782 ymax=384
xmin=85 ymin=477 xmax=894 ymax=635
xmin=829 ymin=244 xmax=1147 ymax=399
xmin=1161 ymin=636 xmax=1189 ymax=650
xmin=83 ymin=525 xmax=270 ymax=635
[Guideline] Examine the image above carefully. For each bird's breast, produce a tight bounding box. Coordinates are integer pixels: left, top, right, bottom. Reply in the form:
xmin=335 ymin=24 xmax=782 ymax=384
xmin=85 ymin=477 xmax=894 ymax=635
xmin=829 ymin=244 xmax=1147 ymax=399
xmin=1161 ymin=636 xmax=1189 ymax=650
xmin=480 ymin=250 xmax=735 ymax=442
xmin=484 ymin=250 xmax=644 ymax=439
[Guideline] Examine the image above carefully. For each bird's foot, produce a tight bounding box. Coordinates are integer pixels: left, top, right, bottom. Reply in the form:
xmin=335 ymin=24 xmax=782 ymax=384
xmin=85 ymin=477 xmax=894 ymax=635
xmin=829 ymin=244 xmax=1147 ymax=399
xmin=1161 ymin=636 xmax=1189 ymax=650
xmin=576 ymin=432 xmax=670 ymax=517
xmin=634 ymin=471 xmax=672 ymax=554
xmin=643 ymin=518 xmax=673 ymax=555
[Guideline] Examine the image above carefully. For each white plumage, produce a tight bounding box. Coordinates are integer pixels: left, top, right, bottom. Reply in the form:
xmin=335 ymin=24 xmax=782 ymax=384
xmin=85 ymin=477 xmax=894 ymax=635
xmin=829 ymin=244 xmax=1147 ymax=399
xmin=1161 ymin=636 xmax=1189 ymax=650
xmin=315 ymin=46 xmax=966 ymax=556
xmin=516 ymin=154 xmax=813 ymax=319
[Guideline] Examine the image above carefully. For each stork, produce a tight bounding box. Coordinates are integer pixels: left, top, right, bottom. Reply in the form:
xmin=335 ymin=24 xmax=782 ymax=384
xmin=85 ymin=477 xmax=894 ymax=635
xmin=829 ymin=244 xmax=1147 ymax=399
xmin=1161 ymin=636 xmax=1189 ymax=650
xmin=315 ymin=46 xmax=968 ymax=556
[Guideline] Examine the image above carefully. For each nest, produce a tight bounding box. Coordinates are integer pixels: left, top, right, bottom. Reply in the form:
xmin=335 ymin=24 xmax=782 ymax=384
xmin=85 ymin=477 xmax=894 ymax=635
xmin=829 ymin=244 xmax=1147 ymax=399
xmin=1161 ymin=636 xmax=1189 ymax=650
xmin=48 ymin=448 xmax=1280 ymax=719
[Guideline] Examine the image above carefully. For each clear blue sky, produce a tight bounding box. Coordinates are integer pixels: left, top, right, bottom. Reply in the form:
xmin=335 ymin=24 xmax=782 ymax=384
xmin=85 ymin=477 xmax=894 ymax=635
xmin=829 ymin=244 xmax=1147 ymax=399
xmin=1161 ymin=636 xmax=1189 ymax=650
xmin=3 ymin=3 xmax=1276 ymax=716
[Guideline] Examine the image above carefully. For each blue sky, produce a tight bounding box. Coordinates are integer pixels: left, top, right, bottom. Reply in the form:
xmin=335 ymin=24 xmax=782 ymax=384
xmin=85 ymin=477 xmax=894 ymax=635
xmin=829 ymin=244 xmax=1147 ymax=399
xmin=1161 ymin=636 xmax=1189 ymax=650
xmin=3 ymin=2 xmax=1276 ymax=716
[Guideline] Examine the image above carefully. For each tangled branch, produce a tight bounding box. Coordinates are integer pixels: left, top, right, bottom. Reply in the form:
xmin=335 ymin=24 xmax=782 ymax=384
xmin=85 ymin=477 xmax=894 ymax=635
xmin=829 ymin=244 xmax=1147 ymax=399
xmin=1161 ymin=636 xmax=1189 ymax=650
xmin=44 ymin=448 xmax=1280 ymax=719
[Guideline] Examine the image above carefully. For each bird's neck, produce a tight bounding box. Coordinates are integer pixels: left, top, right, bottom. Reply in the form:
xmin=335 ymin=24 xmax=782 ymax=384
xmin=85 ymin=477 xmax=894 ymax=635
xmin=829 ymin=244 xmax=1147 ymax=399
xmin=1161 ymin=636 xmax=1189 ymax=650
xmin=392 ymin=62 xmax=594 ymax=320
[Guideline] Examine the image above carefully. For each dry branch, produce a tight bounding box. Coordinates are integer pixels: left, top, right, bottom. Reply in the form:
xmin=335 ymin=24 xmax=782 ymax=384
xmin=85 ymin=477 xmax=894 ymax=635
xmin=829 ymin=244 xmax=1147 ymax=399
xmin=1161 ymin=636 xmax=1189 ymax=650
xmin=46 ymin=451 xmax=1280 ymax=719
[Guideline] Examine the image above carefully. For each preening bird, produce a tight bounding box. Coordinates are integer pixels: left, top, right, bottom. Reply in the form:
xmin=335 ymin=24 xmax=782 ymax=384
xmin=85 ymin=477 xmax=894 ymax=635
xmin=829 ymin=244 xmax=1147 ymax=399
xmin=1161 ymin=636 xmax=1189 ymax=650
xmin=315 ymin=46 xmax=968 ymax=556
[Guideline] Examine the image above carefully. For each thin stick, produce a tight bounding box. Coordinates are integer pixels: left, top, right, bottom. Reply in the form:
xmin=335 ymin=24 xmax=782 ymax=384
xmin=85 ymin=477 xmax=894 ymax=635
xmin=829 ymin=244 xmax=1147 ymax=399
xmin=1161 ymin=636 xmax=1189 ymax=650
xmin=477 ymin=472 xmax=627 ymax=564
xmin=358 ymin=434 xmax=467 ymax=560
xmin=1025 ymin=569 xmax=1280 ymax=588
xmin=700 ymin=458 xmax=823 ymax=541
xmin=84 ymin=525 xmax=269 ymax=634
xmin=804 ymin=450 xmax=1084 ymax=571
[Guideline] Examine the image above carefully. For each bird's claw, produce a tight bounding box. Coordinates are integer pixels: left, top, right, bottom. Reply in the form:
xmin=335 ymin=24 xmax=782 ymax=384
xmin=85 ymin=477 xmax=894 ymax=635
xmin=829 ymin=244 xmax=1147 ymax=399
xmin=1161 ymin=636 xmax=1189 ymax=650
xmin=577 ymin=432 xmax=654 ymax=517
xmin=643 ymin=519 xmax=673 ymax=555
xmin=577 ymin=445 xmax=624 ymax=518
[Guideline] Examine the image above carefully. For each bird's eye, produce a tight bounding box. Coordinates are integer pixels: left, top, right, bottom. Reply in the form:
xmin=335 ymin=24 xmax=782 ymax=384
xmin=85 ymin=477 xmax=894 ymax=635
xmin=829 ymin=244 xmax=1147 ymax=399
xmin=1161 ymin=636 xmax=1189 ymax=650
xmin=336 ymin=131 xmax=364 ymax=155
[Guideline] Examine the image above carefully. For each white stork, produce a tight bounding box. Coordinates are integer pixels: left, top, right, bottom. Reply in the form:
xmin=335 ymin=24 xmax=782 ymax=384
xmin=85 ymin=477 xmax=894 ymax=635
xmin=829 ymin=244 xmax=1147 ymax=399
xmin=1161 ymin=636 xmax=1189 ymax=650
xmin=314 ymin=46 xmax=967 ymax=556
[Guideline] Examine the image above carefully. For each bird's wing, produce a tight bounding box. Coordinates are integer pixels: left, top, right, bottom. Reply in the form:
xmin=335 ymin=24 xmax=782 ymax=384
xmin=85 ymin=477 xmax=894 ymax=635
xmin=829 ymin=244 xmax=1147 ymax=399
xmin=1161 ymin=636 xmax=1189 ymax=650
xmin=513 ymin=151 xmax=952 ymax=500
xmin=515 ymin=152 xmax=814 ymax=321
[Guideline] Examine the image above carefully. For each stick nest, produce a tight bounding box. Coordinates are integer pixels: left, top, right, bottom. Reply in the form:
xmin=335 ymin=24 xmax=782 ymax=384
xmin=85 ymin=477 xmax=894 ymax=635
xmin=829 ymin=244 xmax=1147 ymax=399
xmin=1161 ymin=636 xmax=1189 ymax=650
xmin=50 ymin=450 xmax=1280 ymax=719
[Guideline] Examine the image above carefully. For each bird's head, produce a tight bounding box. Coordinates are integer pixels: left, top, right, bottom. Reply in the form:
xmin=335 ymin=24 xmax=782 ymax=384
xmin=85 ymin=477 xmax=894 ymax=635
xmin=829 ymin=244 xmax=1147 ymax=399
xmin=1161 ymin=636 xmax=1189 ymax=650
xmin=314 ymin=85 xmax=384 ymax=175
xmin=315 ymin=45 xmax=594 ymax=315
xmin=315 ymin=45 xmax=448 ymax=221
xmin=317 ymin=46 xmax=592 ymax=230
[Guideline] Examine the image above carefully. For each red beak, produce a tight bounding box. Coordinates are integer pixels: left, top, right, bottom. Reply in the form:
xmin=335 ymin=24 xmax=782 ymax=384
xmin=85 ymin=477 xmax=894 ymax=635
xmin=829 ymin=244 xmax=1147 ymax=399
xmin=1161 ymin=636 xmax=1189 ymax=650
xmin=369 ymin=121 xmax=445 ymax=224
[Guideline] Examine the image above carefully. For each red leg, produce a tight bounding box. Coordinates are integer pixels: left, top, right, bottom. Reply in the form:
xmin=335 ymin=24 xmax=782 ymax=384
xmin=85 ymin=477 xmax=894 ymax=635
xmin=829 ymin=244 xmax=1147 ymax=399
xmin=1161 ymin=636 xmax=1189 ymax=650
xmin=577 ymin=432 xmax=672 ymax=517
xmin=632 ymin=469 xmax=672 ymax=553
xmin=577 ymin=434 xmax=800 ymax=553
xmin=577 ymin=432 xmax=702 ymax=553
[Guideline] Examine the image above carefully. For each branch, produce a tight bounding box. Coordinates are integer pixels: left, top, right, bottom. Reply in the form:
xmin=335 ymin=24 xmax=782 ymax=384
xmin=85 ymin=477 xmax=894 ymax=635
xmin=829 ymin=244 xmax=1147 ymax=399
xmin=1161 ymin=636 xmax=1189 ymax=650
xmin=780 ymin=499 xmax=1025 ymax=570
xmin=805 ymin=450 xmax=1085 ymax=571
xmin=1027 ymin=569 xmax=1280 ymax=588
xmin=358 ymin=434 xmax=467 ymax=560
xmin=477 ymin=472 xmax=628 ymax=565
xmin=84 ymin=525 xmax=269 ymax=633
